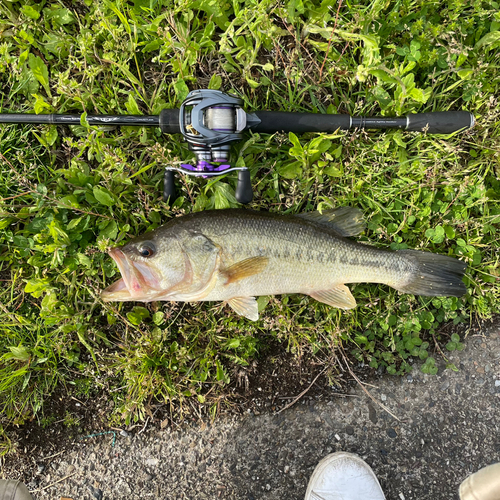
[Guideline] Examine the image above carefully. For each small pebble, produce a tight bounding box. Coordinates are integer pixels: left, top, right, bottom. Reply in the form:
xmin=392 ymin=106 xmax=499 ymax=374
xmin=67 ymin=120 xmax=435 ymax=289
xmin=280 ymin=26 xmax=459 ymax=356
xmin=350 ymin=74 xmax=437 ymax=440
xmin=88 ymin=486 xmax=103 ymax=500
xmin=489 ymin=349 xmax=500 ymax=360
xmin=380 ymin=394 xmax=387 ymax=401
xmin=120 ymin=430 xmax=129 ymax=438
xmin=494 ymin=380 xmax=500 ymax=387
xmin=387 ymin=428 xmax=397 ymax=439
xmin=440 ymin=380 xmax=450 ymax=391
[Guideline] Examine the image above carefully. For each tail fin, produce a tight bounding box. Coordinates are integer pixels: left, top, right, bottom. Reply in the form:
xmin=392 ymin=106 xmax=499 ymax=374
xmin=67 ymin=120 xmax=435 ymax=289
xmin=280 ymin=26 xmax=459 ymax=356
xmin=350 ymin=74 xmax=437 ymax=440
xmin=395 ymin=250 xmax=467 ymax=297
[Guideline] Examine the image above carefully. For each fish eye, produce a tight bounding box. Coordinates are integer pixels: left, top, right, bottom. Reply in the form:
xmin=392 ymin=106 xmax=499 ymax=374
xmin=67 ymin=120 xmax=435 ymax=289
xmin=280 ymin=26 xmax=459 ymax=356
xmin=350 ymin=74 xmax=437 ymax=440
xmin=138 ymin=242 xmax=156 ymax=258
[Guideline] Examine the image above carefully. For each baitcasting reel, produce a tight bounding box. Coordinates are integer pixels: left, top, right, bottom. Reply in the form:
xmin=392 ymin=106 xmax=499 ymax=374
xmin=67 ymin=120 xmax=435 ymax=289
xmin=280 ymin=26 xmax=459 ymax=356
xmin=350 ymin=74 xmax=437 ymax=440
xmin=0 ymin=89 xmax=475 ymax=204
xmin=163 ymin=89 xmax=260 ymax=204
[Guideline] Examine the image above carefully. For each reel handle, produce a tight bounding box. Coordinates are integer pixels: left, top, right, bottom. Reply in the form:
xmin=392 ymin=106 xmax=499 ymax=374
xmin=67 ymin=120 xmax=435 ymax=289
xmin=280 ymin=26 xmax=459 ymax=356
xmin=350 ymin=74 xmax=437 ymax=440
xmin=235 ymin=169 xmax=253 ymax=204
xmin=163 ymin=170 xmax=176 ymax=202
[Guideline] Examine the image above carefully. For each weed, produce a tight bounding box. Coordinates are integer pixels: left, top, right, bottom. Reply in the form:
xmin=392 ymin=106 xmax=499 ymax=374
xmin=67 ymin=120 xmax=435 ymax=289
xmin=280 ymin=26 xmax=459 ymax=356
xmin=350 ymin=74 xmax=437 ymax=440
xmin=0 ymin=0 xmax=499 ymax=451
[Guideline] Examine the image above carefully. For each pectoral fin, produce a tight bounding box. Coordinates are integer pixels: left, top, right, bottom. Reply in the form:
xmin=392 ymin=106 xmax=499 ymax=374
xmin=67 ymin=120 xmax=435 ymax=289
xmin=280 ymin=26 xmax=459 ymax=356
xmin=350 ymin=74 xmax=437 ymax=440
xmin=223 ymin=256 xmax=269 ymax=285
xmin=227 ymin=296 xmax=259 ymax=321
xmin=309 ymin=285 xmax=357 ymax=310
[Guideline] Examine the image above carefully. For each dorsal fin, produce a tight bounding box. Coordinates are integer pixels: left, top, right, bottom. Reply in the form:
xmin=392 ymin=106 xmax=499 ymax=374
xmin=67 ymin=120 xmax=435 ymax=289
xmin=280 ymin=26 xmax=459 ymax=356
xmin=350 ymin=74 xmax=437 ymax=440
xmin=295 ymin=207 xmax=365 ymax=237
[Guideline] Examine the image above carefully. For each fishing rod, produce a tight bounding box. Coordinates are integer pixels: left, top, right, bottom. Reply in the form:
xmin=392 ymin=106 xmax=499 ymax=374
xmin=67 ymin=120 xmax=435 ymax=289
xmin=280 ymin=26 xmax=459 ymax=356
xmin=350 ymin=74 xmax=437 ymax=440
xmin=0 ymin=89 xmax=475 ymax=204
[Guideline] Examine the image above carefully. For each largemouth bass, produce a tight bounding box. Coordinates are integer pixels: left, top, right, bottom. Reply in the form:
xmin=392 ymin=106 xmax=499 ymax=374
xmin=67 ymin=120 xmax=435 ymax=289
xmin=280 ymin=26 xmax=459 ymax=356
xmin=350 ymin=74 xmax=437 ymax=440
xmin=101 ymin=208 xmax=467 ymax=320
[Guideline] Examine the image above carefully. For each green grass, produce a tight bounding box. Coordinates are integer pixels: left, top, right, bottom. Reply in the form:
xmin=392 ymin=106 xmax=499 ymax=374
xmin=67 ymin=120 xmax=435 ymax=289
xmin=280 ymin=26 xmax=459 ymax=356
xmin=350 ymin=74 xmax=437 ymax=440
xmin=0 ymin=0 xmax=499 ymax=451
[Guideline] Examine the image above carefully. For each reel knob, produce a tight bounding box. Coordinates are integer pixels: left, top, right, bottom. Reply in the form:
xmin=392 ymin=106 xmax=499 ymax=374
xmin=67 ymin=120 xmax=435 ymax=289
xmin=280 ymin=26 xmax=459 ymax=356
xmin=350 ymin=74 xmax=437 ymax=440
xmin=235 ymin=169 xmax=253 ymax=204
xmin=163 ymin=170 xmax=176 ymax=202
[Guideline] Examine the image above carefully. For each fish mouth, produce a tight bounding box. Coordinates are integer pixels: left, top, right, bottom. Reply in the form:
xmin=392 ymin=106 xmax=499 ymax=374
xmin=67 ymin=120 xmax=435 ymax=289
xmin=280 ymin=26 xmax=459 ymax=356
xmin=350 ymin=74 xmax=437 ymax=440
xmin=101 ymin=248 xmax=162 ymax=302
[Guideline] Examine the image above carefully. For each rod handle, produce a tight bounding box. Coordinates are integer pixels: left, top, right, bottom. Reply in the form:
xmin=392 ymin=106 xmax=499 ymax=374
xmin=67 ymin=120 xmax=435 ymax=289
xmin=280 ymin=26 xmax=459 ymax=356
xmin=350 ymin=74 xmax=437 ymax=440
xmin=406 ymin=111 xmax=475 ymax=134
xmin=159 ymin=109 xmax=181 ymax=134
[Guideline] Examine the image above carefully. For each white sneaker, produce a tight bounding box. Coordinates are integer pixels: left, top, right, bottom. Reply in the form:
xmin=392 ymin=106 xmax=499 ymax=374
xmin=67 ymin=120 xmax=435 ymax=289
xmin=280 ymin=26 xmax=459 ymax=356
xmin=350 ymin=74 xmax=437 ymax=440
xmin=304 ymin=452 xmax=386 ymax=500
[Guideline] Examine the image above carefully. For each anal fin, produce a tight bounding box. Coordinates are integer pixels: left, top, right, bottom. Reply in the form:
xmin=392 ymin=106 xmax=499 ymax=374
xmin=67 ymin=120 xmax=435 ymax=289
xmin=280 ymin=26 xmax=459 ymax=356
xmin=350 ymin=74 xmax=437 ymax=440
xmin=227 ymin=296 xmax=259 ymax=321
xmin=309 ymin=285 xmax=357 ymax=310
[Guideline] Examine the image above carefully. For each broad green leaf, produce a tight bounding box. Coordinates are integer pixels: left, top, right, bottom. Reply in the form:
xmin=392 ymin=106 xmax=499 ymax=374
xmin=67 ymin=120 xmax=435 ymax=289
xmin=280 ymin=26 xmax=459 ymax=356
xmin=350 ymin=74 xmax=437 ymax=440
xmin=226 ymin=339 xmax=240 ymax=349
xmin=28 ymin=54 xmax=51 ymax=97
xmin=457 ymin=69 xmax=473 ymax=80
xmin=174 ymin=79 xmax=189 ymax=103
xmin=33 ymin=94 xmax=52 ymax=114
xmin=126 ymin=94 xmax=141 ymax=115
xmin=44 ymin=127 xmax=58 ymax=146
xmin=21 ymin=5 xmax=40 ymax=20
xmin=44 ymin=7 xmax=75 ymax=27
xmin=323 ymin=164 xmax=343 ymax=177
xmin=93 ymin=186 xmax=116 ymax=207
xmin=153 ymin=312 xmax=165 ymax=325
xmin=245 ymin=76 xmax=260 ymax=89
xmin=475 ymin=31 xmax=500 ymax=50
xmin=24 ymin=278 xmax=52 ymax=298
xmin=216 ymin=360 xmax=226 ymax=381
xmin=0 ymin=218 xmax=13 ymax=230
xmin=80 ymin=112 xmax=89 ymax=129
xmin=288 ymin=132 xmax=302 ymax=150
xmin=99 ymin=220 xmax=118 ymax=240
xmin=278 ymin=161 xmax=302 ymax=179
xmin=58 ymin=195 xmax=79 ymax=208
xmin=143 ymin=39 xmax=162 ymax=53
xmin=408 ymin=87 xmax=431 ymax=103
xmin=369 ymin=69 xmax=398 ymax=84
xmin=5 ymin=345 xmax=31 ymax=362
xmin=77 ymin=253 xmax=92 ymax=267
xmin=257 ymin=295 xmax=270 ymax=312
xmin=68 ymin=217 xmax=85 ymax=232
xmin=214 ymin=186 xmax=230 ymax=209
xmin=208 ymin=74 xmax=222 ymax=90
xmin=127 ymin=306 xmax=150 ymax=325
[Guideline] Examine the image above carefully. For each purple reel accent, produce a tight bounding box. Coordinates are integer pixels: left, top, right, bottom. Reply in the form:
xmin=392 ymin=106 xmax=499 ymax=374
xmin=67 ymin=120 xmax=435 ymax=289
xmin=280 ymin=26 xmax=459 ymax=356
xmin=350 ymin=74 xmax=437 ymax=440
xmin=181 ymin=161 xmax=231 ymax=178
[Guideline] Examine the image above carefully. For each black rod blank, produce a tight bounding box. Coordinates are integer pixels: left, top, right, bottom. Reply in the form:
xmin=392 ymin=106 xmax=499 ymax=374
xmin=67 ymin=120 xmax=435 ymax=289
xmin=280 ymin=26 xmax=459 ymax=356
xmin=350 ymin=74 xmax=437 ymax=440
xmin=0 ymin=113 xmax=160 ymax=127
xmin=0 ymin=110 xmax=474 ymax=135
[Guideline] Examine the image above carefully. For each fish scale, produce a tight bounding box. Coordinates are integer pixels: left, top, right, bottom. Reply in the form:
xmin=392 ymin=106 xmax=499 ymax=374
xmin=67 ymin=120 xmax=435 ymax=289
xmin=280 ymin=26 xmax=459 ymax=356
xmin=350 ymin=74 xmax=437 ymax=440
xmin=170 ymin=211 xmax=407 ymax=299
xmin=102 ymin=208 xmax=467 ymax=321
